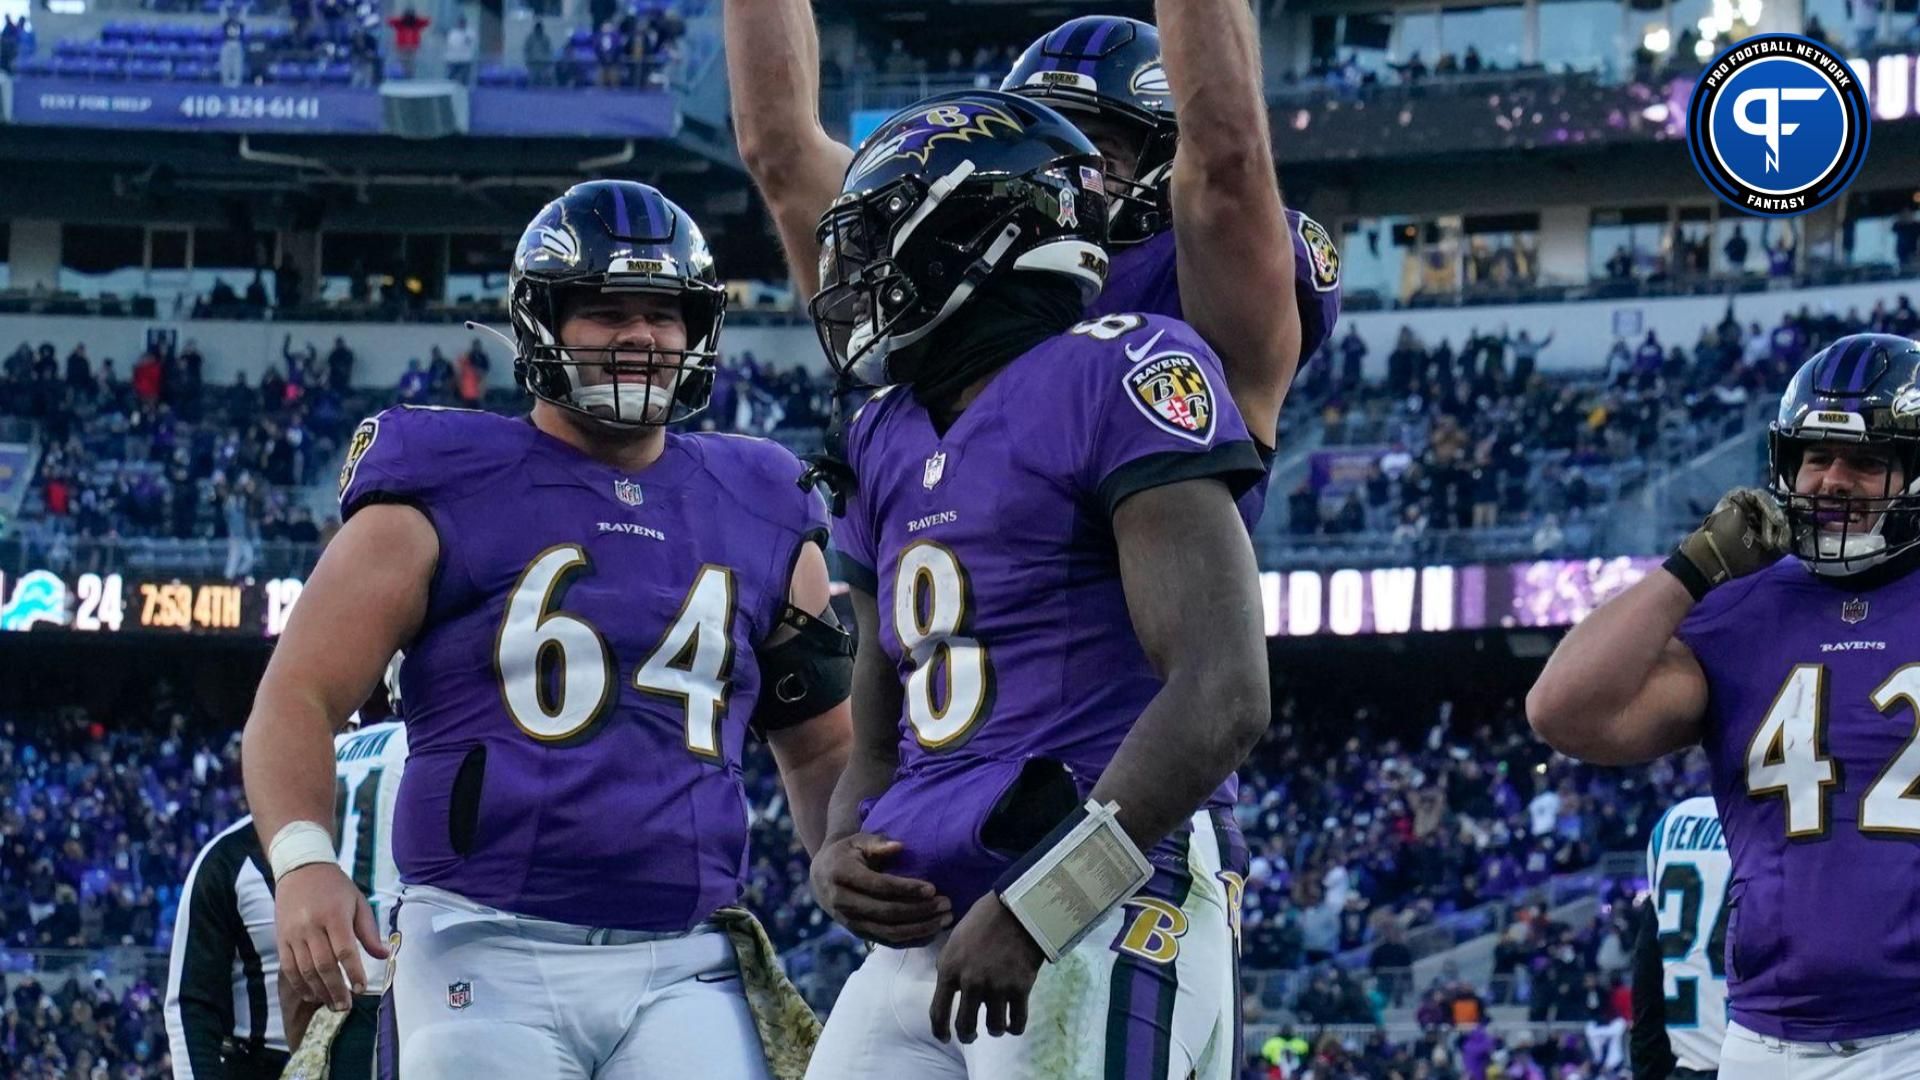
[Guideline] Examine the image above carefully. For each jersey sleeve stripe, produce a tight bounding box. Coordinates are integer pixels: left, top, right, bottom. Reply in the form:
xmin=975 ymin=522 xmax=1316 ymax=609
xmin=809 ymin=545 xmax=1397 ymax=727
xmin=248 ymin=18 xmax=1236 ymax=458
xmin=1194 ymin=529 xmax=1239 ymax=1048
xmin=1095 ymin=442 xmax=1267 ymax=523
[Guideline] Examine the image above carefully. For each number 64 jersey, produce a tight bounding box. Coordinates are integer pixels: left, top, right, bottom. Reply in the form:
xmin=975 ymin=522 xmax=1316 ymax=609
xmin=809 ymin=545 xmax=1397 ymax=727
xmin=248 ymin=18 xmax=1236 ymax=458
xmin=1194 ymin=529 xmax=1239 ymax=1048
xmin=338 ymin=406 xmax=828 ymax=931
xmin=1676 ymin=556 xmax=1920 ymax=1043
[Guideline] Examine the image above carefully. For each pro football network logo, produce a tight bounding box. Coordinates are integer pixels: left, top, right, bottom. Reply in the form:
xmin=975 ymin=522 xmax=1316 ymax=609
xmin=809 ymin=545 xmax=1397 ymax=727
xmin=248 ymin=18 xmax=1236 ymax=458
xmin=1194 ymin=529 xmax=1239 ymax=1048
xmin=1686 ymin=34 xmax=1869 ymax=216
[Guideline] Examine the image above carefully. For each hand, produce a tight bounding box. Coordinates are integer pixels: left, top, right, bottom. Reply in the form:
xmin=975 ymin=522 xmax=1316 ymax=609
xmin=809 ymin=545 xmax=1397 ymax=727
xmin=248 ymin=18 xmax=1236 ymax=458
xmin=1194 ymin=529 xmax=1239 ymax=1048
xmin=1672 ymin=486 xmax=1790 ymax=591
xmin=809 ymin=833 xmax=952 ymax=945
xmin=929 ymin=893 xmax=1045 ymax=1044
xmin=274 ymin=862 xmax=387 ymax=1013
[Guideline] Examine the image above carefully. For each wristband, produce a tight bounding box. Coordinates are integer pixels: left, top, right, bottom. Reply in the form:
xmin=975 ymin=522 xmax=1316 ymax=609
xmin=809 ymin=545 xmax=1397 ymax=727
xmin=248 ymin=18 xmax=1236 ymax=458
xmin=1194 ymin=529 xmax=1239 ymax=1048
xmin=1662 ymin=551 xmax=1713 ymax=602
xmin=993 ymin=799 xmax=1152 ymax=963
xmin=269 ymin=821 xmax=338 ymax=881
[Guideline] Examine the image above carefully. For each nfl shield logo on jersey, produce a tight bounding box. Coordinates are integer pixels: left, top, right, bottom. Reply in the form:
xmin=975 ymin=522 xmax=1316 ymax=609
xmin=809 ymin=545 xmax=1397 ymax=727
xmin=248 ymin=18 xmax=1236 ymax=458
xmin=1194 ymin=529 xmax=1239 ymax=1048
xmin=447 ymin=980 xmax=473 ymax=1010
xmin=612 ymin=478 xmax=643 ymax=506
xmin=1842 ymin=597 xmax=1869 ymax=624
xmin=923 ymin=451 xmax=947 ymax=490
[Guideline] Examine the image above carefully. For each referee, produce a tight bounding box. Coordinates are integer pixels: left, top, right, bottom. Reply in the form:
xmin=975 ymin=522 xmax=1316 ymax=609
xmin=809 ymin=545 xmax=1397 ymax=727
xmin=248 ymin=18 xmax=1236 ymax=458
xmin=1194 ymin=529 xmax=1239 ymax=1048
xmin=165 ymin=815 xmax=288 ymax=1079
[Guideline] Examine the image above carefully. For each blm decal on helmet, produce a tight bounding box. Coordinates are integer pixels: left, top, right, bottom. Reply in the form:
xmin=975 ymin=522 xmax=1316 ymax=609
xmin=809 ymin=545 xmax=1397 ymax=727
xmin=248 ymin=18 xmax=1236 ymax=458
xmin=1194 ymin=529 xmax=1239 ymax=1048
xmin=1296 ymin=214 xmax=1341 ymax=293
xmin=338 ymin=417 xmax=380 ymax=499
xmin=1125 ymin=349 xmax=1216 ymax=445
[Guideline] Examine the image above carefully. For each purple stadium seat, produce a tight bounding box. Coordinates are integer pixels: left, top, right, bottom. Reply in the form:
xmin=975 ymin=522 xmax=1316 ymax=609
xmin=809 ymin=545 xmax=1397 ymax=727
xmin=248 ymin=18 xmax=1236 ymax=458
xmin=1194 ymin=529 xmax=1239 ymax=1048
xmin=174 ymin=59 xmax=217 ymax=81
xmin=321 ymin=61 xmax=352 ymax=83
xmin=15 ymin=57 xmax=54 ymax=76
xmin=266 ymin=59 xmax=305 ymax=82
xmin=127 ymin=57 xmax=171 ymax=79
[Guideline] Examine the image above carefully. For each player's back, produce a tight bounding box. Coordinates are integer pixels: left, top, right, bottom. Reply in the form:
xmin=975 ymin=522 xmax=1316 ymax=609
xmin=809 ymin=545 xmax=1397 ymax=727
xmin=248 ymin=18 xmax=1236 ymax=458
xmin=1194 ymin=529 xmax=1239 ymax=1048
xmin=1678 ymin=557 xmax=1920 ymax=1042
xmin=836 ymin=313 xmax=1264 ymax=912
xmin=1647 ymin=795 xmax=1729 ymax=1071
xmin=339 ymin=406 xmax=826 ymax=931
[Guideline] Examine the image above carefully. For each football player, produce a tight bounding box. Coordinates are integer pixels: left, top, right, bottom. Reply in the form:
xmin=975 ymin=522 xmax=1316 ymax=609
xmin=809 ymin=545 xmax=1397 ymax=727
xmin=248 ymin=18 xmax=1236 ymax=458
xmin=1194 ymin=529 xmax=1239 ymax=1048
xmin=725 ymin=2 xmax=1340 ymax=520
xmin=281 ymin=713 xmax=411 ymax=1080
xmin=1530 ymin=334 xmax=1920 ymax=1079
xmin=241 ymin=180 xmax=852 ymax=1080
xmin=803 ymin=91 xmax=1270 ymax=1080
xmin=1632 ymin=795 xmax=1728 ymax=1080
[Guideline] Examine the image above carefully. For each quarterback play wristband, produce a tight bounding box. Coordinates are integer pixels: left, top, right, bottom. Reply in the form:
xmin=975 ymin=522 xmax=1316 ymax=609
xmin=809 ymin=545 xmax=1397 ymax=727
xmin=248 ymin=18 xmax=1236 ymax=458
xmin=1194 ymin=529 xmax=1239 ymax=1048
xmin=993 ymin=799 xmax=1153 ymax=962
xmin=268 ymin=821 xmax=338 ymax=880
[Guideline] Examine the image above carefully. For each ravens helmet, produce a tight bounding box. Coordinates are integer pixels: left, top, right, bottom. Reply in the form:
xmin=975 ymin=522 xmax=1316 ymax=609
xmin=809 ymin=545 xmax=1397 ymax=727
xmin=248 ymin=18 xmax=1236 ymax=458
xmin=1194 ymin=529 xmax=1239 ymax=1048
xmin=1002 ymin=16 xmax=1175 ymax=247
xmin=811 ymin=90 xmax=1109 ymax=386
xmin=508 ymin=181 xmax=726 ymax=427
xmin=1768 ymin=333 xmax=1920 ymax=576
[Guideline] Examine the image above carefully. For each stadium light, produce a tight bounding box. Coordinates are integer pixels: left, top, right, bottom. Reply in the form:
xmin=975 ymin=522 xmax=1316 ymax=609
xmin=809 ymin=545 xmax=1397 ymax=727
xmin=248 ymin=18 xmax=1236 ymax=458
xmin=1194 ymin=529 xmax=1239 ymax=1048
xmin=1645 ymin=26 xmax=1673 ymax=54
xmin=1738 ymin=0 xmax=1764 ymax=25
xmin=1694 ymin=39 xmax=1715 ymax=60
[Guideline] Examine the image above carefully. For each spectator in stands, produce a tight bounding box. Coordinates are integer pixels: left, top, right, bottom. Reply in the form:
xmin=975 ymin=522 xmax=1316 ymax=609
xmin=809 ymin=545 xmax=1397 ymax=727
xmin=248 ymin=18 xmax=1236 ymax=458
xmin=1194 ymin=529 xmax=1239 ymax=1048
xmin=131 ymin=351 xmax=163 ymax=409
xmin=1604 ymin=245 xmax=1633 ymax=281
xmin=396 ymin=358 xmax=429 ymax=404
xmin=243 ymin=270 xmax=270 ymax=314
xmin=388 ymin=7 xmax=430 ymax=77
xmin=219 ymin=8 xmax=246 ymax=87
xmin=1724 ymin=221 xmax=1751 ymax=273
xmin=326 ymin=337 xmax=356 ymax=391
xmin=1 ymin=16 xmax=20 ymax=74
xmin=455 ymin=339 xmax=489 ymax=406
xmin=445 ymin=16 xmax=476 ymax=83
xmin=526 ymin=20 xmax=555 ymax=85
xmin=1766 ymin=221 xmax=1797 ymax=277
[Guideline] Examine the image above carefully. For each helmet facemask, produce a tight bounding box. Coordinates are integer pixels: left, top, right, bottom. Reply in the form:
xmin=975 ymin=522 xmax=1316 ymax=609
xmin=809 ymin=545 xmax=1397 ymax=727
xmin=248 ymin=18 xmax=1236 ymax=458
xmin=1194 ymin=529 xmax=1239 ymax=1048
xmin=1020 ymin=93 xmax=1174 ymax=248
xmin=1770 ymin=432 xmax=1920 ymax=576
xmin=811 ymin=162 xmax=1106 ymax=386
xmin=513 ymin=274 xmax=724 ymax=429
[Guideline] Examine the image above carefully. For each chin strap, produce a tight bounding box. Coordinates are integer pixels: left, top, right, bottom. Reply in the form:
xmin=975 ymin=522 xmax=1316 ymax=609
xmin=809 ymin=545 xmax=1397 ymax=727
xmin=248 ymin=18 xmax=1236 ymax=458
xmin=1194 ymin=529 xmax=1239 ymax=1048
xmin=797 ymin=381 xmax=858 ymax=515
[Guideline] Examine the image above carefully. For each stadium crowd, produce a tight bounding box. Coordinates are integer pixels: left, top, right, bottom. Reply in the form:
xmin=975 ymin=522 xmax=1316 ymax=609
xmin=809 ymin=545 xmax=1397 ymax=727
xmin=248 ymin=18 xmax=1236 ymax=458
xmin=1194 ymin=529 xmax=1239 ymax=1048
xmin=0 ymin=676 xmax=1685 ymax=1077
xmin=0 ymin=331 xmax=835 ymax=576
xmin=1284 ymin=295 xmax=1920 ymax=542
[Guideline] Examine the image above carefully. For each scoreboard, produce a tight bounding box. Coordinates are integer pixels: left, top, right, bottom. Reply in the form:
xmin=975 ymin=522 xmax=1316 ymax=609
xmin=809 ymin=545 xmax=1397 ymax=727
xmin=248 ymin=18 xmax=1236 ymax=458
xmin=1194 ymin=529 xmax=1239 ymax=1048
xmin=0 ymin=569 xmax=304 ymax=637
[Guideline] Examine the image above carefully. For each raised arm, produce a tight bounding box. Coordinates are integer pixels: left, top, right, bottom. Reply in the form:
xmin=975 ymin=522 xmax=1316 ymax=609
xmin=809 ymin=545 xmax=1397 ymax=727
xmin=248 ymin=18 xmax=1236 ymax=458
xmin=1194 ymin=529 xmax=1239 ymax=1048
xmin=1159 ymin=0 xmax=1301 ymax=444
xmin=725 ymin=0 xmax=854 ymax=297
xmin=243 ymin=503 xmax=433 ymax=1011
xmin=1527 ymin=487 xmax=1786 ymax=764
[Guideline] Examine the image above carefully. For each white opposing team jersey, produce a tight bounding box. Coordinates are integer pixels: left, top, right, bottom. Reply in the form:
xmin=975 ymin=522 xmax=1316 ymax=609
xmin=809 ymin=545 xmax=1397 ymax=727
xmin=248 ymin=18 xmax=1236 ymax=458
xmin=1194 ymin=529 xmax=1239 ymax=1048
xmin=334 ymin=719 xmax=409 ymax=991
xmin=1648 ymin=794 xmax=1730 ymax=1073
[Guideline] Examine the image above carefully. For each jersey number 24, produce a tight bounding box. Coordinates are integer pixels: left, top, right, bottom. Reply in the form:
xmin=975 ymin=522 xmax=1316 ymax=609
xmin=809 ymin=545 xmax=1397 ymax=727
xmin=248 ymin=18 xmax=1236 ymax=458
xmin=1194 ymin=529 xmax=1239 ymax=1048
xmin=495 ymin=545 xmax=735 ymax=758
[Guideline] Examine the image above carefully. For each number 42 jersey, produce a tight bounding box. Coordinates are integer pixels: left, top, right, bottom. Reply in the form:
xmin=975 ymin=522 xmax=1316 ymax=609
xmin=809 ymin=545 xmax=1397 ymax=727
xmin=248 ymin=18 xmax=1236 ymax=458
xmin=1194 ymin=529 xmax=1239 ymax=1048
xmin=1677 ymin=556 xmax=1920 ymax=1043
xmin=339 ymin=406 xmax=828 ymax=931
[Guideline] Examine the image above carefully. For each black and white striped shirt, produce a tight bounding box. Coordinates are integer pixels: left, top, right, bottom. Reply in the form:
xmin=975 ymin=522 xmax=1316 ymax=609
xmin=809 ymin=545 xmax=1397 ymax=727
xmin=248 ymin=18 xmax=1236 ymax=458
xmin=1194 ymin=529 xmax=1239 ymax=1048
xmin=164 ymin=815 xmax=285 ymax=1078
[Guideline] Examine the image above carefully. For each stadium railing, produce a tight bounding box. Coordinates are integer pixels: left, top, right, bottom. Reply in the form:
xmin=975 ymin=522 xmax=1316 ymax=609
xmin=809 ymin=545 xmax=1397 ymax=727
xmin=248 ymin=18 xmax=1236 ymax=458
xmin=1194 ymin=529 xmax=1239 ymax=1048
xmin=0 ymin=946 xmax=170 ymax=986
xmin=0 ymin=533 xmax=322 ymax=580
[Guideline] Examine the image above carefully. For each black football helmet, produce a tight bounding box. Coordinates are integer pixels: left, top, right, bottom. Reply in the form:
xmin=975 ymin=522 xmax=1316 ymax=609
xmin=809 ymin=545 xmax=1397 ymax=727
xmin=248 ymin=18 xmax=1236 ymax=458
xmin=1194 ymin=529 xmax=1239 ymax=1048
xmin=1002 ymin=16 xmax=1175 ymax=247
xmin=507 ymin=180 xmax=726 ymax=427
xmin=811 ymin=90 xmax=1110 ymax=386
xmin=1768 ymin=333 xmax=1920 ymax=576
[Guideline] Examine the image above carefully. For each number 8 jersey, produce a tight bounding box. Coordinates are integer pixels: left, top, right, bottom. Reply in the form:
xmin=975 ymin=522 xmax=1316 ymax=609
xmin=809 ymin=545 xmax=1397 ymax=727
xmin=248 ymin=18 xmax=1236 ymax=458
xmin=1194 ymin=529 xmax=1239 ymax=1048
xmin=339 ymin=405 xmax=828 ymax=931
xmin=833 ymin=314 xmax=1265 ymax=916
xmin=1677 ymin=556 xmax=1920 ymax=1043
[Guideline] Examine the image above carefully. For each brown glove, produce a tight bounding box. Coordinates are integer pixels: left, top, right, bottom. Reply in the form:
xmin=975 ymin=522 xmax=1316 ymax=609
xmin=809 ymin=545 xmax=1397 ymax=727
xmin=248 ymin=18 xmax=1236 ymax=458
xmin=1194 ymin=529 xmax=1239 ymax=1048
xmin=1666 ymin=487 xmax=1791 ymax=599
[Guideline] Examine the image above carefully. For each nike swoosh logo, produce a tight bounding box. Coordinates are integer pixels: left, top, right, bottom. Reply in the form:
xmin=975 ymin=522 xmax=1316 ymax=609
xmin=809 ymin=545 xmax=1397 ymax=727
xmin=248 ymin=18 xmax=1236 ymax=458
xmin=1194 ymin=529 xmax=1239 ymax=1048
xmin=1124 ymin=329 xmax=1167 ymax=363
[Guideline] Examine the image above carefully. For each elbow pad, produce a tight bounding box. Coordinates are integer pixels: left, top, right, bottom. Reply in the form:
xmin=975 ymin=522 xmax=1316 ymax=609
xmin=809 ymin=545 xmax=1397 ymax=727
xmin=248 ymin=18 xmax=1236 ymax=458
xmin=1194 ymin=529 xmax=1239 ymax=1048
xmin=751 ymin=603 xmax=854 ymax=736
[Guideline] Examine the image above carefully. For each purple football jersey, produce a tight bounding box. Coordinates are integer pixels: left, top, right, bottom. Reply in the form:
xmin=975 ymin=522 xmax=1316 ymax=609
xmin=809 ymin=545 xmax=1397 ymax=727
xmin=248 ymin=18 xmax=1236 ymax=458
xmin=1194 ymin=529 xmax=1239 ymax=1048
xmin=339 ymin=407 xmax=827 ymax=931
xmin=1677 ymin=557 xmax=1920 ymax=1041
xmin=833 ymin=314 xmax=1264 ymax=914
xmin=1086 ymin=211 xmax=1343 ymax=529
